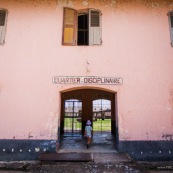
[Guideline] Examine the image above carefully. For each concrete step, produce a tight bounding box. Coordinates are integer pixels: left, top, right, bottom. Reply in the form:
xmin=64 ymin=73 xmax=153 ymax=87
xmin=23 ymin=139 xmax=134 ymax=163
xmin=39 ymin=153 xmax=93 ymax=162
xmin=93 ymin=153 xmax=132 ymax=163
xmin=39 ymin=152 xmax=132 ymax=163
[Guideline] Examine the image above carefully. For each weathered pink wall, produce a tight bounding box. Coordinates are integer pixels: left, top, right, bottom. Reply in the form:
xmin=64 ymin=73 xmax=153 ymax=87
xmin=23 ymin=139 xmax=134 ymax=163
xmin=0 ymin=0 xmax=173 ymax=141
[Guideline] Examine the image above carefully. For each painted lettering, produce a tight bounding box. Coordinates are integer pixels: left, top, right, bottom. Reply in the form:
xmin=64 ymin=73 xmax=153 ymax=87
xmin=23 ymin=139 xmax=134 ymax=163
xmin=53 ymin=76 xmax=123 ymax=85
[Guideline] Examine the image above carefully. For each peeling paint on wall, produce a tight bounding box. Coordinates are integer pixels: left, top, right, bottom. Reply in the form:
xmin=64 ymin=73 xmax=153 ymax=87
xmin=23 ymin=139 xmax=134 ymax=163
xmin=86 ymin=60 xmax=90 ymax=74
xmin=82 ymin=0 xmax=88 ymax=6
xmin=14 ymin=0 xmax=53 ymax=6
xmin=111 ymin=0 xmax=117 ymax=7
xmin=169 ymin=89 xmax=173 ymax=108
xmin=28 ymin=132 xmax=33 ymax=139
xmin=7 ymin=0 xmax=173 ymax=11
xmin=43 ymin=112 xmax=58 ymax=138
xmin=168 ymin=89 xmax=173 ymax=126
xmin=145 ymin=0 xmax=173 ymax=8
xmin=162 ymin=134 xmax=173 ymax=140
xmin=57 ymin=0 xmax=75 ymax=8
xmin=121 ymin=129 xmax=131 ymax=140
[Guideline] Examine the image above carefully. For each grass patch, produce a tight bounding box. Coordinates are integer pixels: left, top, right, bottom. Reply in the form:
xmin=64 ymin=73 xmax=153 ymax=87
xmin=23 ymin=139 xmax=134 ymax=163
xmin=64 ymin=117 xmax=81 ymax=130
xmin=93 ymin=119 xmax=111 ymax=131
xmin=64 ymin=117 xmax=111 ymax=132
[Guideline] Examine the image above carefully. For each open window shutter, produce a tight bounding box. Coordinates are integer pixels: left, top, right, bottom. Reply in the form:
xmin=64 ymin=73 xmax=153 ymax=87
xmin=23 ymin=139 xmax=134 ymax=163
xmin=89 ymin=9 xmax=102 ymax=45
xmin=0 ymin=10 xmax=7 ymax=44
xmin=170 ymin=13 xmax=173 ymax=46
xmin=62 ymin=8 xmax=77 ymax=45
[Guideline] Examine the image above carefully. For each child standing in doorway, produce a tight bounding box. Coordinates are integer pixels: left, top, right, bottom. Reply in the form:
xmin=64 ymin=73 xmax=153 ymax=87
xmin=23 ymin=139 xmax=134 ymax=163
xmin=84 ymin=120 xmax=93 ymax=149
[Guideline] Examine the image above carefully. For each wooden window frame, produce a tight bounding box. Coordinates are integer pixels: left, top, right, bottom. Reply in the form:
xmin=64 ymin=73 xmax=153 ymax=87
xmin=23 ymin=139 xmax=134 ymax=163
xmin=0 ymin=9 xmax=7 ymax=45
xmin=62 ymin=8 xmax=77 ymax=45
xmin=62 ymin=7 xmax=102 ymax=46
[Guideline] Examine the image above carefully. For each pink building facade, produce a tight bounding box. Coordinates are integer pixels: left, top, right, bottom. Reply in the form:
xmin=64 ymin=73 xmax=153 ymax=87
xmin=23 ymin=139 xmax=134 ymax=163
xmin=0 ymin=0 xmax=173 ymax=161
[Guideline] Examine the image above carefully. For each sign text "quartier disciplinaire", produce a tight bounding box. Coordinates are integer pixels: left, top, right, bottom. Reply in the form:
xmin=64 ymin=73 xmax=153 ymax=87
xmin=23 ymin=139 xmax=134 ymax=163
xmin=52 ymin=76 xmax=123 ymax=85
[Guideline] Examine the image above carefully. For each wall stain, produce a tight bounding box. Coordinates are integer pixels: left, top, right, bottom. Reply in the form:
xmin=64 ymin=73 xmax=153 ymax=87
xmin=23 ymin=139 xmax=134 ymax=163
xmin=12 ymin=0 xmax=173 ymax=11
xmin=82 ymin=0 xmax=88 ymax=6
xmin=145 ymin=0 xmax=173 ymax=8
xmin=168 ymin=88 xmax=173 ymax=126
xmin=169 ymin=89 xmax=173 ymax=107
xmin=86 ymin=60 xmax=90 ymax=74
xmin=28 ymin=132 xmax=33 ymax=139
xmin=162 ymin=134 xmax=173 ymax=140
xmin=121 ymin=129 xmax=131 ymax=140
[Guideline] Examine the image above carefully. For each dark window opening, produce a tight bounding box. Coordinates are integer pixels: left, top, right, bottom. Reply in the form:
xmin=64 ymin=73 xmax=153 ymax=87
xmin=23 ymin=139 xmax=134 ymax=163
xmin=0 ymin=10 xmax=6 ymax=26
xmin=0 ymin=9 xmax=7 ymax=44
xmin=77 ymin=14 xmax=88 ymax=45
xmin=171 ymin=14 xmax=173 ymax=28
xmin=168 ymin=11 xmax=173 ymax=47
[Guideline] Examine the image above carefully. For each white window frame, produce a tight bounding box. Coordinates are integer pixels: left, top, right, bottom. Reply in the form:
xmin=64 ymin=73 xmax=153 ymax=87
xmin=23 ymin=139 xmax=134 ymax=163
xmin=0 ymin=9 xmax=8 ymax=45
xmin=168 ymin=11 xmax=173 ymax=47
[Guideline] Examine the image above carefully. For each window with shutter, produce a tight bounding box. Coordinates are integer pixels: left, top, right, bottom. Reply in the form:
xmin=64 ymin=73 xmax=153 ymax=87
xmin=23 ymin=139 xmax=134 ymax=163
xmin=168 ymin=12 xmax=173 ymax=47
xmin=89 ymin=9 xmax=101 ymax=45
xmin=0 ymin=9 xmax=7 ymax=44
xmin=62 ymin=8 xmax=77 ymax=45
xmin=62 ymin=8 xmax=102 ymax=46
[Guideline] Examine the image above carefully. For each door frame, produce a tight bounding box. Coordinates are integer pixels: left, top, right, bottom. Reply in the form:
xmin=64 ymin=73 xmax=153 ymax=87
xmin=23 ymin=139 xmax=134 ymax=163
xmin=59 ymin=87 xmax=119 ymax=148
xmin=64 ymin=99 xmax=82 ymax=133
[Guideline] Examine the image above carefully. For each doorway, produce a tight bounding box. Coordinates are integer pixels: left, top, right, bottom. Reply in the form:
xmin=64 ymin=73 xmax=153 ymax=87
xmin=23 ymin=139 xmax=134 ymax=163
xmin=59 ymin=88 xmax=118 ymax=152
xmin=60 ymin=89 xmax=117 ymax=135
xmin=92 ymin=99 xmax=111 ymax=133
